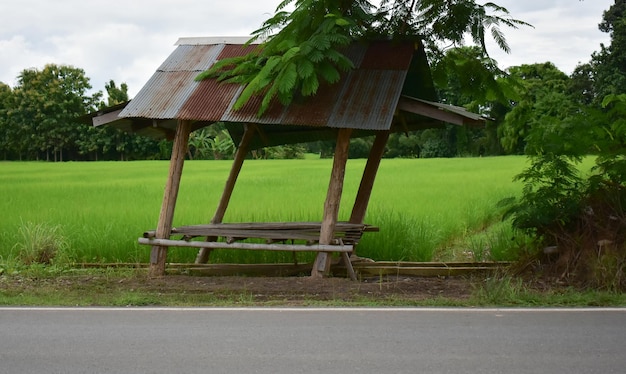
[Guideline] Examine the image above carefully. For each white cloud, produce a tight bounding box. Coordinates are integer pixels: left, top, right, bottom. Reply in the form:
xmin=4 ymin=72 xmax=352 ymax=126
xmin=0 ymin=0 xmax=616 ymax=97
xmin=487 ymin=0 xmax=613 ymax=72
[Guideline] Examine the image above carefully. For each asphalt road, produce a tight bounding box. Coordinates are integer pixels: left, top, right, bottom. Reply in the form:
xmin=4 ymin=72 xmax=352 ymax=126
xmin=1 ymin=307 xmax=625 ymax=374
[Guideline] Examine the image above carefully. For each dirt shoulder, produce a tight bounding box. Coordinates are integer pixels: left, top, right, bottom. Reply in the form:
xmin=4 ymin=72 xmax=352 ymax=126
xmin=0 ymin=272 xmax=475 ymax=306
xmin=2 ymin=270 xmax=625 ymax=307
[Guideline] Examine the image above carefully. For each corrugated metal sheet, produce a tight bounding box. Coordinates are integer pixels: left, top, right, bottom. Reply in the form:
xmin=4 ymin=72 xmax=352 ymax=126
xmin=327 ymin=70 xmax=407 ymax=130
xmin=158 ymin=44 xmax=223 ymax=72
xmin=120 ymin=71 xmax=200 ymax=119
xmin=91 ymin=37 xmax=484 ymax=143
xmin=119 ymin=39 xmax=419 ymax=129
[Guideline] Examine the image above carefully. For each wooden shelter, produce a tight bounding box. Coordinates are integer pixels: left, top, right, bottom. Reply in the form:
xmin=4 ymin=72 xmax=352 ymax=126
xmin=90 ymin=37 xmax=485 ymax=278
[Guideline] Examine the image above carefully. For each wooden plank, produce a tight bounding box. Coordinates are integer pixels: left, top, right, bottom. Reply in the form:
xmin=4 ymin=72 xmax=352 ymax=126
xmin=185 ymin=263 xmax=313 ymax=277
xmin=352 ymin=261 xmax=509 ymax=268
xmin=184 ymin=221 xmax=368 ymax=231
xmin=149 ymin=119 xmax=192 ymax=277
xmin=397 ymin=97 xmax=466 ymax=126
xmin=195 ymin=124 xmax=256 ymax=264
xmin=312 ymin=128 xmax=352 ymax=277
xmin=140 ymin=238 xmax=353 ymax=252
xmin=340 ymin=252 xmax=357 ymax=281
xmin=92 ymin=109 xmax=123 ymax=127
xmin=145 ymin=222 xmax=377 ymax=240
xmin=354 ymin=266 xmax=497 ymax=277
xmin=77 ymin=261 xmax=509 ymax=277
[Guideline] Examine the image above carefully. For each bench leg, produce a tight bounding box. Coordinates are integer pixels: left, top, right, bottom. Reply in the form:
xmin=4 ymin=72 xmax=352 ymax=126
xmin=340 ymin=252 xmax=357 ymax=281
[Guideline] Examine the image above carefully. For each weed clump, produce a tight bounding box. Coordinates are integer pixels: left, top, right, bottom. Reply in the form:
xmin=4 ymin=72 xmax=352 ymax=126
xmin=13 ymin=222 xmax=72 ymax=265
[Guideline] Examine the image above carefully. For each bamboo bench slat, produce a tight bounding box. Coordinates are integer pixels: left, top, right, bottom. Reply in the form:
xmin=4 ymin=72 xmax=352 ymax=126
xmin=138 ymin=238 xmax=354 ymax=252
xmin=142 ymin=222 xmax=378 ymax=244
xmin=138 ymin=221 xmax=377 ymax=281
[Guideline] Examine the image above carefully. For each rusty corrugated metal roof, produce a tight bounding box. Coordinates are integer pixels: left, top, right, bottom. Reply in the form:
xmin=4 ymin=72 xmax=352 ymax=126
xmin=118 ymin=39 xmax=431 ymax=129
xmin=90 ymin=37 xmax=485 ymax=144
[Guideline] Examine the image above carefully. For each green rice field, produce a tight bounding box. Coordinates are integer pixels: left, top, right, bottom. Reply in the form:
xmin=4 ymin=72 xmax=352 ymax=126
xmin=0 ymin=156 xmax=531 ymax=265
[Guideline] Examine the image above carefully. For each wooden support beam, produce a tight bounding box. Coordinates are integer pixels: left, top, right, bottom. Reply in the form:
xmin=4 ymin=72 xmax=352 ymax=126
xmin=311 ymin=128 xmax=352 ymax=278
xmin=350 ymin=130 xmax=390 ymax=225
xmin=149 ymin=120 xmax=192 ymax=277
xmin=195 ymin=124 xmax=256 ymax=264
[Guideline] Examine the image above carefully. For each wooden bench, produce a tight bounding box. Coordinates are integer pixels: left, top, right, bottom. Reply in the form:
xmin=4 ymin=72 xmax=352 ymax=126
xmin=138 ymin=222 xmax=378 ymax=280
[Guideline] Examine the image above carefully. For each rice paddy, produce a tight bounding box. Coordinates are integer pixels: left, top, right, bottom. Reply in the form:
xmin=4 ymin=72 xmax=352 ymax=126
xmin=0 ymin=156 xmax=529 ymax=265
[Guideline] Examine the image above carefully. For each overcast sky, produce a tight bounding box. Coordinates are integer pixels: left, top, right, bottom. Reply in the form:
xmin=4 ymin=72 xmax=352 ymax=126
xmin=0 ymin=0 xmax=615 ymax=98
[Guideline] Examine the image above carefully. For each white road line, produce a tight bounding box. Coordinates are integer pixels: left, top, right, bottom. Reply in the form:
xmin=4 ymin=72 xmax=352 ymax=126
xmin=0 ymin=307 xmax=625 ymax=312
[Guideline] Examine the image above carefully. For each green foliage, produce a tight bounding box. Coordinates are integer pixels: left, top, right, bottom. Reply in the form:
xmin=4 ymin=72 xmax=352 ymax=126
xmin=592 ymin=94 xmax=626 ymax=184
xmin=377 ymin=0 xmax=530 ymax=55
xmin=5 ymin=64 xmax=99 ymax=161
xmin=419 ymin=128 xmax=455 ymax=158
xmin=385 ymin=133 xmax=421 ymax=158
xmin=197 ymin=0 xmax=372 ymax=117
xmin=1 ymin=71 xmax=166 ymax=161
xmin=256 ymin=144 xmax=307 ymax=159
xmin=0 ymin=82 xmax=12 ymax=159
xmin=197 ymin=0 xmax=528 ymax=117
xmin=591 ymin=0 xmax=626 ymax=103
xmin=499 ymin=63 xmax=575 ymax=154
xmin=432 ymin=46 xmax=516 ymax=107
xmin=189 ymin=126 xmax=236 ymax=160
xmin=503 ymin=93 xmax=626 ymax=288
xmin=503 ymin=154 xmax=584 ymax=239
xmin=348 ymin=137 xmax=374 ymax=158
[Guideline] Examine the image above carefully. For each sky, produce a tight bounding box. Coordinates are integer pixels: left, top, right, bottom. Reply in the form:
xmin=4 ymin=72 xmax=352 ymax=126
xmin=0 ymin=0 xmax=615 ymax=98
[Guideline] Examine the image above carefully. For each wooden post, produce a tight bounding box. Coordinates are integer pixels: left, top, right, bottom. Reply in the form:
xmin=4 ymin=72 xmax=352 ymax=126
xmin=195 ymin=124 xmax=256 ymax=264
xmin=349 ymin=130 xmax=390 ymax=224
xmin=311 ymin=128 xmax=352 ymax=278
xmin=149 ymin=120 xmax=192 ymax=277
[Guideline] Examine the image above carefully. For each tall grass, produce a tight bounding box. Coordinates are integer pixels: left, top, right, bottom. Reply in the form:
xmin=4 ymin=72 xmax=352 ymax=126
xmin=0 ymin=157 xmax=527 ymax=264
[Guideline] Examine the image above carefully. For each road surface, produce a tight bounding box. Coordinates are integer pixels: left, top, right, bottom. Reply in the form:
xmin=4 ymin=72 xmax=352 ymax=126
xmin=1 ymin=307 xmax=625 ymax=374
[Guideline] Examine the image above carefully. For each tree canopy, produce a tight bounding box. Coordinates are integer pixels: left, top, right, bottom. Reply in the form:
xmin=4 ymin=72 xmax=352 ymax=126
xmin=198 ymin=0 xmax=529 ymax=116
xmin=0 ymin=66 xmax=167 ymax=161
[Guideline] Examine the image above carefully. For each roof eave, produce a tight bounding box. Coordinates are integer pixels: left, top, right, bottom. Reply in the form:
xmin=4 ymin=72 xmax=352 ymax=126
xmin=397 ymin=96 xmax=487 ymax=127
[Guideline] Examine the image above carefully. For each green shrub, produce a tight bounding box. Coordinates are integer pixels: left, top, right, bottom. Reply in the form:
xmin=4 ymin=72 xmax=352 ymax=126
xmin=503 ymin=94 xmax=626 ymax=289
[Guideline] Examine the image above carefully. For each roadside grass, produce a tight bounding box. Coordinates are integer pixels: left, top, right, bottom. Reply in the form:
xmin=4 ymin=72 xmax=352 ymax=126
xmin=470 ymin=274 xmax=626 ymax=307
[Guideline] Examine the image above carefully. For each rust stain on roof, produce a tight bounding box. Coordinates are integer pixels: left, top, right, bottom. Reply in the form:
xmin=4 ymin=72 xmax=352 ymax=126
xmin=87 ymin=37 xmax=486 ymax=144
xmin=119 ymin=39 xmax=425 ymax=131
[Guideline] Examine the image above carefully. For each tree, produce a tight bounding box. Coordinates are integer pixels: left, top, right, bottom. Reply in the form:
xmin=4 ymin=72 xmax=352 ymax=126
xmin=590 ymin=0 xmax=626 ymax=103
xmin=103 ymin=80 xmax=129 ymax=107
xmin=9 ymin=64 xmax=100 ymax=161
xmin=0 ymin=83 xmax=13 ymax=159
xmin=568 ymin=63 xmax=596 ymax=106
xmin=498 ymin=62 xmax=574 ymax=154
xmin=75 ymin=79 xmax=166 ymax=161
xmin=198 ymin=0 xmax=529 ymax=117
xmin=431 ymin=46 xmax=519 ymax=156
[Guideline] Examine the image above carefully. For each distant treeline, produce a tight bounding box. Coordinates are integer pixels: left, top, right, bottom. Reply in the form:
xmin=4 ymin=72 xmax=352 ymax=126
xmin=0 ymin=34 xmax=622 ymax=161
